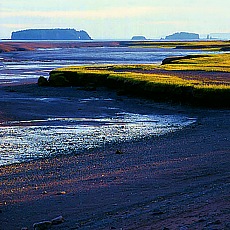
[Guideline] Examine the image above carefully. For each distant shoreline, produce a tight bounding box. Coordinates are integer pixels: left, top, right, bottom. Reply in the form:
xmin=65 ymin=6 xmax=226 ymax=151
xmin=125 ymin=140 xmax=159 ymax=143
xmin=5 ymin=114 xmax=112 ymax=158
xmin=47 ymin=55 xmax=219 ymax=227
xmin=1 ymin=40 xmax=230 ymax=53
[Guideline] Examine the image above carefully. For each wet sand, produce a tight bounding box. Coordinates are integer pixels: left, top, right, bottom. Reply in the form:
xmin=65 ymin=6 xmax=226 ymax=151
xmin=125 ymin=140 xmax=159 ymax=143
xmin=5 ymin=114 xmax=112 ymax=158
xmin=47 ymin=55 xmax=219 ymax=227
xmin=0 ymin=84 xmax=229 ymax=230
xmin=0 ymin=41 xmax=120 ymax=52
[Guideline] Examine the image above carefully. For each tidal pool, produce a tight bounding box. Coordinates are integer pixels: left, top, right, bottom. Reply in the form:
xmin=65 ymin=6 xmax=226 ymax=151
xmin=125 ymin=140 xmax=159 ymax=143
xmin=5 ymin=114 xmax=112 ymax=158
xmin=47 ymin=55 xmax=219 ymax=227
xmin=0 ymin=112 xmax=196 ymax=166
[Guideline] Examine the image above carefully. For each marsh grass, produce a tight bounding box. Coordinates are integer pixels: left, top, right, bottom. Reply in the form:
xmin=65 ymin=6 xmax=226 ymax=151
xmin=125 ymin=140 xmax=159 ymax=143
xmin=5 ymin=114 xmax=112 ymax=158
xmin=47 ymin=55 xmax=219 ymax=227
xmin=161 ymin=53 xmax=230 ymax=72
xmin=121 ymin=40 xmax=230 ymax=51
xmin=49 ymin=53 xmax=230 ymax=107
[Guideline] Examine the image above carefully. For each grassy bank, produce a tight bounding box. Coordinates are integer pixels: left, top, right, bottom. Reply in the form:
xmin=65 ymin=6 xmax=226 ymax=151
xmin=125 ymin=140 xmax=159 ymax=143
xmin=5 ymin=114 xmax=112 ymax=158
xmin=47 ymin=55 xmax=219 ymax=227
xmin=46 ymin=53 xmax=230 ymax=108
xmin=161 ymin=53 xmax=230 ymax=72
xmin=119 ymin=40 xmax=230 ymax=51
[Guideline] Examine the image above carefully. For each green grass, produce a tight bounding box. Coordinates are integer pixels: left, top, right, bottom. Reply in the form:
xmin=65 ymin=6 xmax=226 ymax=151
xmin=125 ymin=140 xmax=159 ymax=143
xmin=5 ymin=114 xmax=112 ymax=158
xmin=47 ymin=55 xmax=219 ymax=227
xmin=47 ymin=53 xmax=230 ymax=108
xmin=160 ymin=53 xmax=230 ymax=72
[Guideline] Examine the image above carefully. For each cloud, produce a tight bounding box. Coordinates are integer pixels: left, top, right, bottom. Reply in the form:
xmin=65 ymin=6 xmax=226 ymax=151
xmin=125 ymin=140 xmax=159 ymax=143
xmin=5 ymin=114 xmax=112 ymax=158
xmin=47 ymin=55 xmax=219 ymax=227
xmin=1 ymin=23 xmax=34 ymax=29
xmin=148 ymin=21 xmax=188 ymax=26
xmin=0 ymin=6 xmax=156 ymax=19
xmin=2 ymin=4 xmax=226 ymax=21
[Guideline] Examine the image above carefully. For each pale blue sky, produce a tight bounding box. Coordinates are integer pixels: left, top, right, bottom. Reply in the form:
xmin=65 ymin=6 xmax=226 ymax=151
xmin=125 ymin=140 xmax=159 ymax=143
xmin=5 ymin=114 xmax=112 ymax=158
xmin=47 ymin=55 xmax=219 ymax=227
xmin=0 ymin=0 xmax=229 ymax=39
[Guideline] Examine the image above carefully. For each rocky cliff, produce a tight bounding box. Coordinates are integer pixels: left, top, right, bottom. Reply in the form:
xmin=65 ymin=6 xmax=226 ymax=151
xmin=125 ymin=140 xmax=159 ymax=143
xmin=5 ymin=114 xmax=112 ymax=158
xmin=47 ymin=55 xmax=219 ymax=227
xmin=11 ymin=29 xmax=92 ymax=40
xmin=165 ymin=32 xmax=199 ymax=40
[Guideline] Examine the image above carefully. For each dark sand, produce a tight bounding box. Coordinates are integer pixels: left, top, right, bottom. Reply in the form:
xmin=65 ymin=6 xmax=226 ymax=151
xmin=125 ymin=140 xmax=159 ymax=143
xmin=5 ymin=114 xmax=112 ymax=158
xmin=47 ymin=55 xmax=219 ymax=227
xmin=0 ymin=84 xmax=229 ymax=230
xmin=0 ymin=41 xmax=120 ymax=53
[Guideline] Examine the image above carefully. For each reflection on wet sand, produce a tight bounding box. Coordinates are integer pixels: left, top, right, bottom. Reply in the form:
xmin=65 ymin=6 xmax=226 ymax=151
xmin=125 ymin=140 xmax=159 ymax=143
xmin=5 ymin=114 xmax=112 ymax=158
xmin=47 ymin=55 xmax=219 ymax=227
xmin=0 ymin=113 xmax=196 ymax=166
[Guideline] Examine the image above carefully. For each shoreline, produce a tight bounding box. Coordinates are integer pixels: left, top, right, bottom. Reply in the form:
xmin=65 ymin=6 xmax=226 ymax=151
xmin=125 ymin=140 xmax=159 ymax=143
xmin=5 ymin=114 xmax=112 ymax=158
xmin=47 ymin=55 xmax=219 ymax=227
xmin=1 ymin=40 xmax=230 ymax=53
xmin=48 ymin=54 xmax=230 ymax=108
xmin=0 ymin=84 xmax=229 ymax=229
xmin=0 ymin=83 xmax=196 ymax=166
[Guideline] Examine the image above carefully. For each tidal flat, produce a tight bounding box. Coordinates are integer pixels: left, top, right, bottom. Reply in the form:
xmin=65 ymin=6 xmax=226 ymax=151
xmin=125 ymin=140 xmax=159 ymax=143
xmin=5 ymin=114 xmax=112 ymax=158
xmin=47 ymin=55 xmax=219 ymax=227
xmin=0 ymin=84 xmax=196 ymax=166
xmin=0 ymin=41 xmax=229 ymax=230
xmin=0 ymin=85 xmax=229 ymax=229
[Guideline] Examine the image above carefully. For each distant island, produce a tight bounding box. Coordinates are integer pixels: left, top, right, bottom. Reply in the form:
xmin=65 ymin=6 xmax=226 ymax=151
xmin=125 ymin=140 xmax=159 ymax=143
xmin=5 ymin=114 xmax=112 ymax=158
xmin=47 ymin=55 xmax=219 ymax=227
xmin=11 ymin=29 xmax=92 ymax=40
xmin=131 ymin=36 xmax=147 ymax=40
xmin=165 ymin=32 xmax=199 ymax=40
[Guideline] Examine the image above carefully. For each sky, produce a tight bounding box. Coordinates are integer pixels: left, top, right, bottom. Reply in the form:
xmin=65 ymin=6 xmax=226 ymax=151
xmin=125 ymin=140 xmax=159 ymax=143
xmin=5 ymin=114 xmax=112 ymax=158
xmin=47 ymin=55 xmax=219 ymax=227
xmin=0 ymin=0 xmax=230 ymax=39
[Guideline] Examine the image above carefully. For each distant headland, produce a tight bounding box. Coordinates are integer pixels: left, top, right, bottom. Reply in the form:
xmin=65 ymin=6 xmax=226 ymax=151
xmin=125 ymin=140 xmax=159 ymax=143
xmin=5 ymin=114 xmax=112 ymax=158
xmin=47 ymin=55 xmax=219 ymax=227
xmin=11 ymin=29 xmax=92 ymax=40
xmin=165 ymin=32 xmax=199 ymax=40
xmin=131 ymin=36 xmax=147 ymax=40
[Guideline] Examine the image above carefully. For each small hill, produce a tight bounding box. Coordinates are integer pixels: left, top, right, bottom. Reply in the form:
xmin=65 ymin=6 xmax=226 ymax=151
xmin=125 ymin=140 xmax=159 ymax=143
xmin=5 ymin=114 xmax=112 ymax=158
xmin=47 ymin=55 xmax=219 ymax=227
xmin=165 ymin=32 xmax=199 ymax=40
xmin=131 ymin=36 xmax=147 ymax=40
xmin=11 ymin=29 xmax=92 ymax=40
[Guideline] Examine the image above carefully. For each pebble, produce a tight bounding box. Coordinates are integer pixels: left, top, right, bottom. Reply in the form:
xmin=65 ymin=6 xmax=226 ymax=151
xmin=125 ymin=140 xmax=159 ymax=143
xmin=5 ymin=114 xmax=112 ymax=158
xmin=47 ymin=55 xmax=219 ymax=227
xmin=224 ymin=223 xmax=230 ymax=229
xmin=212 ymin=220 xmax=221 ymax=225
xmin=180 ymin=227 xmax=188 ymax=230
xmin=206 ymin=220 xmax=221 ymax=226
xmin=151 ymin=209 xmax=165 ymax=216
xmin=51 ymin=215 xmax=65 ymax=225
xmin=32 ymin=216 xmax=65 ymax=230
xmin=55 ymin=191 xmax=66 ymax=195
xmin=198 ymin=218 xmax=206 ymax=222
xmin=33 ymin=221 xmax=52 ymax=230
xmin=115 ymin=150 xmax=123 ymax=154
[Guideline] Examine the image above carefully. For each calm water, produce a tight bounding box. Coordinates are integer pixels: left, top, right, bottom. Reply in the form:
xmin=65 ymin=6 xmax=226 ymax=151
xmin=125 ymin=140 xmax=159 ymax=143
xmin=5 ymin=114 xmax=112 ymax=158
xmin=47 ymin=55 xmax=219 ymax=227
xmin=0 ymin=114 xmax=196 ymax=166
xmin=0 ymin=46 xmax=215 ymax=85
xmin=0 ymin=45 xmax=202 ymax=166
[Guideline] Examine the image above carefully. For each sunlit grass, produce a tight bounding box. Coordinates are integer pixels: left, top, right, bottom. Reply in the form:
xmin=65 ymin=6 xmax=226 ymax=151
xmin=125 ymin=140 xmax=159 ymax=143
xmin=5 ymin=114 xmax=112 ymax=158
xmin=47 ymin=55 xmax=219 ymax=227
xmin=123 ymin=40 xmax=230 ymax=50
xmin=49 ymin=53 xmax=230 ymax=107
xmin=160 ymin=53 xmax=230 ymax=72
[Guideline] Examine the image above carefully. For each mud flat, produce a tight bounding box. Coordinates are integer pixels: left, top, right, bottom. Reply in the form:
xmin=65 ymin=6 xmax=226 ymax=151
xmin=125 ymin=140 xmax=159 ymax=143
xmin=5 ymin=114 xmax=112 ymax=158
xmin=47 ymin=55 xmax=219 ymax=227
xmin=1 ymin=40 xmax=230 ymax=53
xmin=0 ymin=83 xmax=229 ymax=230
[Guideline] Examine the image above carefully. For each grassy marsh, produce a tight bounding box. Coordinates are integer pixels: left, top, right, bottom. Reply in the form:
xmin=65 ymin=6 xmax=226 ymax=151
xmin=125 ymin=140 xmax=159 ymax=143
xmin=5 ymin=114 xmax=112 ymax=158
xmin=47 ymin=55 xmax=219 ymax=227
xmin=161 ymin=53 xmax=230 ymax=72
xmin=48 ymin=52 xmax=230 ymax=107
xmin=120 ymin=40 xmax=230 ymax=51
